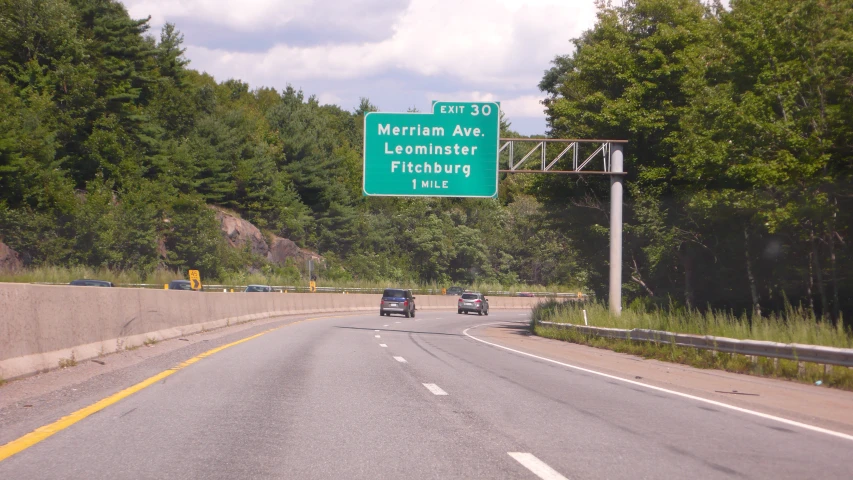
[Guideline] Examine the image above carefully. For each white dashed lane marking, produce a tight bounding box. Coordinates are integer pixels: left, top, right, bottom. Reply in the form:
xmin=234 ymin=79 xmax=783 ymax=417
xmin=379 ymin=344 xmax=387 ymax=348
xmin=375 ymin=335 xmax=381 ymax=338
xmin=508 ymin=452 xmax=570 ymax=480
xmin=393 ymin=356 xmax=407 ymax=363
xmin=422 ymin=383 xmax=448 ymax=396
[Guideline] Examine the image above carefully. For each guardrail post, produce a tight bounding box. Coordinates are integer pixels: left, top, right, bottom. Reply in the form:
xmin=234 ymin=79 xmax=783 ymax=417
xmin=609 ymin=143 xmax=624 ymax=317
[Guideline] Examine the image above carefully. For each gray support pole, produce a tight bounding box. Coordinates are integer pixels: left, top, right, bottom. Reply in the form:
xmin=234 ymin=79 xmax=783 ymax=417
xmin=609 ymin=144 xmax=624 ymax=316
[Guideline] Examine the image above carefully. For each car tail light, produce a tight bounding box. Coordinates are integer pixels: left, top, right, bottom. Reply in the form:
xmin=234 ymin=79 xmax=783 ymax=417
xmin=403 ymin=300 xmax=408 ymax=306
xmin=474 ymin=299 xmax=481 ymax=303
xmin=380 ymin=300 xmax=385 ymax=305
xmin=458 ymin=299 xmax=462 ymax=303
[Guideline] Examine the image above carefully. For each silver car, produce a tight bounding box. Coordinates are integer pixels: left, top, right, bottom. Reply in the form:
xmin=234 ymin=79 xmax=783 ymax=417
xmin=457 ymin=292 xmax=489 ymax=315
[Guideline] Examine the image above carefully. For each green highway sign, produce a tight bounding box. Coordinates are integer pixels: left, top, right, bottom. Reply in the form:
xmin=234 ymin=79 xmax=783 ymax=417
xmin=363 ymin=101 xmax=500 ymax=197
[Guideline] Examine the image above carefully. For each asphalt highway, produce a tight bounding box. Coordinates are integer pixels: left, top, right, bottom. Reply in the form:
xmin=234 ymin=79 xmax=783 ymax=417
xmin=1 ymin=310 xmax=852 ymax=479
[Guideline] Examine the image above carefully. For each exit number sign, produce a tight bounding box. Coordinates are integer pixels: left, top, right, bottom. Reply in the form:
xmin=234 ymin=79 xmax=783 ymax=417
xmin=363 ymin=101 xmax=500 ymax=197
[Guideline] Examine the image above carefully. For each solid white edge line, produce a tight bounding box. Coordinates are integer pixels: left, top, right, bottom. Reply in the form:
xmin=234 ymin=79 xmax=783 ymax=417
xmin=508 ymin=452 xmax=570 ymax=480
xmin=394 ymin=356 xmax=407 ymax=363
xmin=463 ymin=322 xmax=853 ymax=443
xmin=422 ymin=383 xmax=448 ymax=395
xmin=379 ymin=344 xmax=387 ymax=347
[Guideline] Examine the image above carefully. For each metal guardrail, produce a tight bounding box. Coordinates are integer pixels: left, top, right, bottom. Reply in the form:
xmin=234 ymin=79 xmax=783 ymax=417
xmin=537 ymin=321 xmax=853 ymax=368
xmin=29 ymin=282 xmax=590 ymax=298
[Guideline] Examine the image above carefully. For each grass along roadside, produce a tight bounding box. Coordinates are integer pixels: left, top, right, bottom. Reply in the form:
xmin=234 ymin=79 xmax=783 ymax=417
xmin=532 ymin=301 xmax=853 ymax=391
xmin=532 ymin=300 xmax=851 ymax=348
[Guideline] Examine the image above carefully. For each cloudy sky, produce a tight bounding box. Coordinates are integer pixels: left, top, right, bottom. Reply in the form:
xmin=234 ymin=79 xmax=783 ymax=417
xmin=122 ymin=0 xmax=601 ymax=135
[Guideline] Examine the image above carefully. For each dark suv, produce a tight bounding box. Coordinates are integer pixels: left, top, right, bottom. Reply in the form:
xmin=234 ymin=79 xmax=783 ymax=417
xmin=380 ymin=289 xmax=416 ymax=317
xmin=446 ymin=286 xmax=464 ymax=296
xmin=458 ymin=292 xmax=489 ymax=315
xmin=69 ymin=279 xmax=114 ymax=287
xmin=167 ymin=280 xmax=194 ymax=291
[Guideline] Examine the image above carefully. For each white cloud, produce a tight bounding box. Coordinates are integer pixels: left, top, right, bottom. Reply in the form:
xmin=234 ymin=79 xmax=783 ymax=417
xmin=126 ymin=0 xmax=412 ymax=45
xmin=127 ymin=0 xmax=315 ymax=31
xmin=500 ymin=95 xmax=546 ymax=119
xmin=152 ymin=0 xmax=595 ymax=85
xmin=317 ymin=92 xmax=342 ymax=106
xmin=122 ymin=0 xmax=600 ymax=134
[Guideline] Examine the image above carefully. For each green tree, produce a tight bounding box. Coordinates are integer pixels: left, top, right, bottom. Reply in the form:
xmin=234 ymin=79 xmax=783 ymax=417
xmin=539 ymin=0 xmax=717 ymax=303
xmin=163 ymin=195 xmax=229 ymax=278
xmin=675 ymin=0 xmax=853 ymax=318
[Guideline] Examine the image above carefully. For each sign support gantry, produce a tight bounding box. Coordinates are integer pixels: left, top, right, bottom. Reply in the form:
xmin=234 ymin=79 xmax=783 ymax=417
xmin=498 ymin=138 xmax=627 ymax=176
xmin=499 ymin=138 xmax=627 ymax=316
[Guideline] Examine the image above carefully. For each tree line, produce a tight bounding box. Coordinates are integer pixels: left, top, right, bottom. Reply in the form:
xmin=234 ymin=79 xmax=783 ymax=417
xmin=539 ymin=0 xmax=852 ymax=320
xmin=0 ymin=0 xmax=579 ymax=287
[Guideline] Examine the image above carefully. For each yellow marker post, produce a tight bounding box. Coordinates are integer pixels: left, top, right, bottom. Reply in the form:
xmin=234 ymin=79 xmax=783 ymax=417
xmin=164 ymin=284 xmax=168 ymax=290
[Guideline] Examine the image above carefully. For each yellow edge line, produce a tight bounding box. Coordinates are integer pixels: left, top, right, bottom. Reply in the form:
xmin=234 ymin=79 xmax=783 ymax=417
xmin=0 ymin=315 xmax=341 ymax=462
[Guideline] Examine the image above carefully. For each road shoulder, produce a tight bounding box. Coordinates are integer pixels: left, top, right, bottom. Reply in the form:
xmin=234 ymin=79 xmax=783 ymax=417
xmin=472 ymin=321 xmax=853 ymax=435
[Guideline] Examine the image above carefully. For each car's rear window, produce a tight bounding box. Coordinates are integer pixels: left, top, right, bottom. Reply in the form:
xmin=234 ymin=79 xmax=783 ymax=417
xmin=383 ymin=289 xmax=405 ymax=297
xmin=461 ymin=293 xmax=479 ymax=300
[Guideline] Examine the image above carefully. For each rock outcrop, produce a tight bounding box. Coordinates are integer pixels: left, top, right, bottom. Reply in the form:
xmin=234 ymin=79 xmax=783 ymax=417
xmin=215 ymin=209 xmax=269 ymax=257
xmin=213 ymin=208 xmax=320 ymax=266
xmin=267 ymin=236 xmax=320 ymax=265
xmin=0 ymin=242 xmax=23 ymax=271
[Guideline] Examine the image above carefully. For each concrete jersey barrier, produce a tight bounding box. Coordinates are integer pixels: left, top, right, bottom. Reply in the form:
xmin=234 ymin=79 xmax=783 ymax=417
xmin=0 ymin=283 xmax=541 ymax=380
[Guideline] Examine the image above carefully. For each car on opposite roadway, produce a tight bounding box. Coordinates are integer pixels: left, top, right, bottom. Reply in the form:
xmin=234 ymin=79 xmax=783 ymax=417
xmin=380 ymin=288 xmax=416 ymax=317
xmin=245 ymin=284 xmax=272 ymax=292
xmin=167 ymin=280 xmax=194 ymax=291
xmin=69 ymin=279 xmax=114 ymax=287
xmin=458 ymin=292 xmax=489 ymax=315
xmin=516 ymin=292 xmax=535 ymax=297
xmin=445 ymin=286 xmax=464 ymax=296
